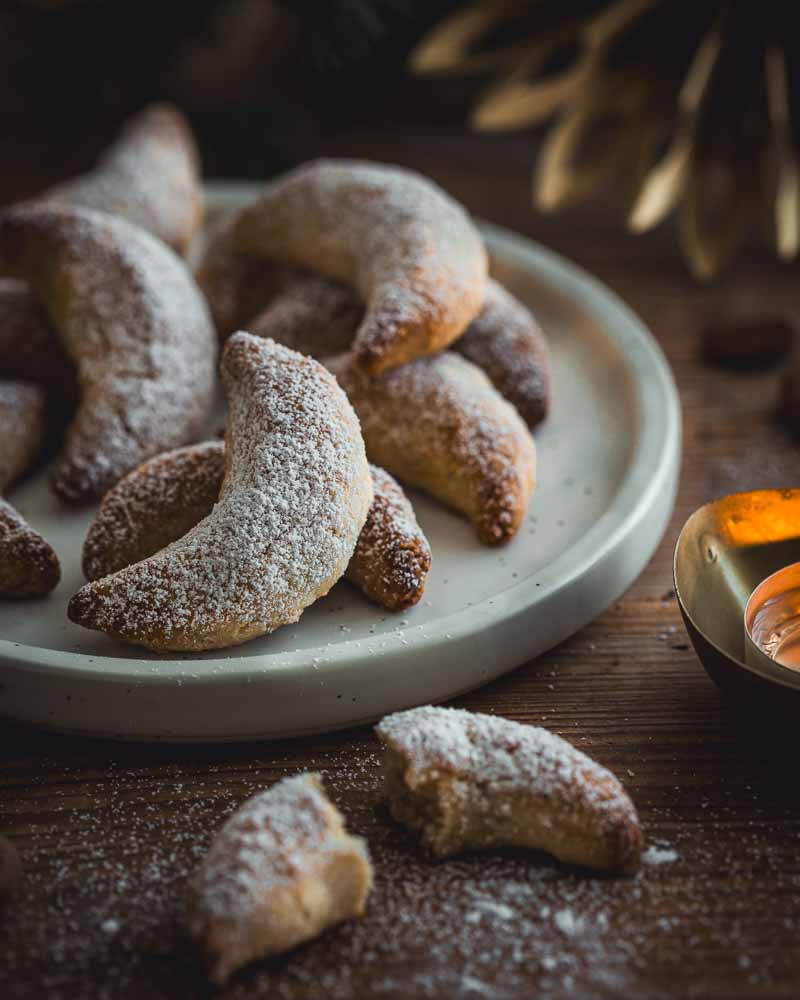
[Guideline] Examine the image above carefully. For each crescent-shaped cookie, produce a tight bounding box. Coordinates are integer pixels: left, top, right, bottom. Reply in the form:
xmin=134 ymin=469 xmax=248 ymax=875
xmin=42 ymin=102 xmax=203 ymax=255
xmin=245 ymin=273 xmax=551 ymax=429
xmin=0 ymin=280 xmax=76 ymax=402
xmin=331 ymin=353 xmax=535 ymax=545
xmin=245 ymin=293 xmax=535 ymax=544
xmin=348 ymin=464 xmax=431 ymax=610
xmin=194 ymin=215 xmax=292 ymax=340
xmin=187 ymin=774 xmax=373 ymax=985
xmin=377 ymin=706 xmax=643 ymax=874
xmin=0 ymin=204 xmax=217 ymax=504
xmin=0 ymin=380 xmax=47 ymax=491
xmin=82 ymin=442 xmax=430 ymax=612
xmin=68 ymin=333 xmax=372 ymax=651
xmin=213 ymin=159 xmax=488 ymax=372
xmin=0 ymin=381 xmax=60 ymax=597
xmin=450 ymin=279 xmax=551 ymax=428
xmin=0 ymin=103 xmax=202 ymax=397
xmin=244 ymin=273 xmax=368 ymax=357
xmin=0 ymin=498 xmax=60 ymax=598
xmin=197 ymin=252 xmax=550 ymax=429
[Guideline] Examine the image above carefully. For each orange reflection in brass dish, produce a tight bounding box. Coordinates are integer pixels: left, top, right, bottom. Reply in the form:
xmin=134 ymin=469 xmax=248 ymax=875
xmin=715 ymin=489 xmax=800 ymax=548
xmin=674 ymin=487 xmax=800 ymax=712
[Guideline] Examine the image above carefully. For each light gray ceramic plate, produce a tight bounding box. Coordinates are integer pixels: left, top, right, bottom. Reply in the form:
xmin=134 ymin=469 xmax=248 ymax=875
xmin=0 ymin=182 xmax=681 ymax=741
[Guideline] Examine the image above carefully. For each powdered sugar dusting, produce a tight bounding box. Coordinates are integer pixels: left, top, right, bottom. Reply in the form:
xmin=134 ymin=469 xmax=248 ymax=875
xmin=377 ymin=706 xmax=641 ymax=871
xmin=198 ymin=262 xmax=539 ymax=548
xmin=377 ymin=707 xmax=636 ymax=809
xmin=44 ymin=103 xmax=202 ymax=254
xmin=643 ymin=844 xmax=680 ymax=866
xmin=0 ymin=496 xmax=60 ymax=595
xmin=188 ymin=773 xmax=368 ymax=924
xmin=0 ymin=379 xmax=46 ymax=491
xmin=247 ymin=272 xmax=551 ymax=431
xmin=0 ymin=204 xmax=217 ymax=503
xmin=454 ymin=278 xmax=552 ymax=429
xmin=0 ymin=381 xmax=59 ymax=595
xmin=553 ymin=907 xmax=583 ymax=937
xmin=247 ymin=273 xmax=361 ymax=358
xmin=69 ymin=334 xmax=371 ymax=650
xmin=82 ymin=440 xmax=226 ymax=581
xmin=331 ymin=351 xmax=536 ymax=544
xmin=348 ymin=464 xmax=431 ymax=610
xmin=232 ymin=159 xmax=488 ymax=368
xmin=4 ymin=738 xmax=798 ymax=998
xmin=0 ymin=280 xmax=76 ymax=398
xmin=195 ymin=215 xmax=292 ymax=337
xmin=83 ymin=436 xmax=427 ymax=612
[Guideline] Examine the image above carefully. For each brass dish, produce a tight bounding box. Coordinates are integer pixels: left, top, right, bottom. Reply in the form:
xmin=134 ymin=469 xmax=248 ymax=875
xmin=674 ymin=489 xmax=800 ymax=713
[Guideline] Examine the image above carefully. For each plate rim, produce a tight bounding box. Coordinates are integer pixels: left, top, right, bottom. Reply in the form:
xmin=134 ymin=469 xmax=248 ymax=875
xmin=0 ymin=184 xmax=681 ymax=693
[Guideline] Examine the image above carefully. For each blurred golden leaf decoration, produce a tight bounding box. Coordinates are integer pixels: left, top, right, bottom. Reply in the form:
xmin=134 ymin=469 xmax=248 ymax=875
xmin=410 ymin=0 xmax=800 ymax=279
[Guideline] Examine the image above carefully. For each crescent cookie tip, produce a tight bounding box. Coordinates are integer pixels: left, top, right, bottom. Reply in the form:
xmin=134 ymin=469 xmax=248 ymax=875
xmin=0 ymin=498 xmax=61 ymax=598
xmin=66 ymin=582 xmax=100 ymax=629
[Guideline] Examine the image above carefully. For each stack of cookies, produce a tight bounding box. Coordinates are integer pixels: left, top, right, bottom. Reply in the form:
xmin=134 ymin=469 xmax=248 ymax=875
xmin=0 ymin=105 xmax=551 ymax=652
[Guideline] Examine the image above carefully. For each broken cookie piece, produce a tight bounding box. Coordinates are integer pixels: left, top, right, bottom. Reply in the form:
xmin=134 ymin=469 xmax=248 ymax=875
xmin=187 ymin=773 xmax=373 ymax=985
xmin=376 ymin=706 xmax=642 ymax=874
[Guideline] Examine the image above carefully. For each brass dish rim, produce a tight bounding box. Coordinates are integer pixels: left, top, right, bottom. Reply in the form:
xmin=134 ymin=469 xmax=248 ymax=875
xmin=673 ymin=488 xmax=800 ymax=693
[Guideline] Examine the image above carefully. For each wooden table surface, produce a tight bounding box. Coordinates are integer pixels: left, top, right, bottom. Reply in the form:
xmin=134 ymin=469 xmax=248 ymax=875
xmin=2 ymin=127 xmax=800 ymax=1000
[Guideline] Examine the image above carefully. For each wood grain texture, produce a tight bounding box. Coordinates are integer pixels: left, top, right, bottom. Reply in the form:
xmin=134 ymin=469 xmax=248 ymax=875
xmin=2 ymin=126 xmax=800 ymax=999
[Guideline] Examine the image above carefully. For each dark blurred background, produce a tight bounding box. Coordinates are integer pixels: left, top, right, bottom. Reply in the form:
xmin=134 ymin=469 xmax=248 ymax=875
xmin=0 ymin=1 xmax=461 ymax=187
xmin=3 ymin=0 xmax=800 ymax=286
